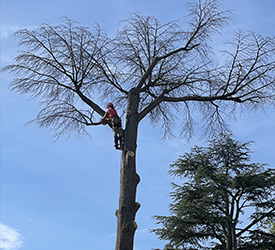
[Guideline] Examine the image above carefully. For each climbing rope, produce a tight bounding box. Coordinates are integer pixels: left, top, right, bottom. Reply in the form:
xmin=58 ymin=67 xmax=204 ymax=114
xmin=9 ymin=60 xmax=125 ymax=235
xmin=126 ymin=112 xmax=138 ymax=119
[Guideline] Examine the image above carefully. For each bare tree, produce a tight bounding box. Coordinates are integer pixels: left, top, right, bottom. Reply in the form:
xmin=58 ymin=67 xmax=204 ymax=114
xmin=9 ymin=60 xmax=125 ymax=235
xmin=2 ymin=0 xmax=275 ymax=249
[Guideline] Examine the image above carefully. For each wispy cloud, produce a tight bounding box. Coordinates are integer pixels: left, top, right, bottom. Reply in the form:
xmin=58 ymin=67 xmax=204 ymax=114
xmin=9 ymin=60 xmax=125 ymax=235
xmin=0 ymin=223 xmax=23 ymax=250
xmin=0 ymin=25 xmax=19 ymax=39
xmin=0 ymin=24 xmax=39 ymax=40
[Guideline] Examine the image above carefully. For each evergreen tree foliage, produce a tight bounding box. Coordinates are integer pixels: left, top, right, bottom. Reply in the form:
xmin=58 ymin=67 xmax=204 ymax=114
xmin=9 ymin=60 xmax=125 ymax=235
xmin=152 ymin=135 xmax=275 ymax=250
xmin=262 ymin=219 xmax=275 ymax=234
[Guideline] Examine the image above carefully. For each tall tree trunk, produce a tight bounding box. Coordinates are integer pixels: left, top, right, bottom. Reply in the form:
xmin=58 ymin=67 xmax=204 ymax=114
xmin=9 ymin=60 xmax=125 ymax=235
xmin=226 ymin=225 xmax=233 ymax=250
xmin=232 ymin=225 xmax=237 ymax=250
xmin=226 ymin=224 xmax=237 ymax=250
xmin=115 ymin=89 xmax=141 ymax=250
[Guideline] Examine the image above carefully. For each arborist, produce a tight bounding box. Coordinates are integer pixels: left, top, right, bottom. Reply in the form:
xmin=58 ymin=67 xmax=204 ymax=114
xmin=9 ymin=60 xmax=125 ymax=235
xmin=100 ymin=103 xmax=124 ymax=150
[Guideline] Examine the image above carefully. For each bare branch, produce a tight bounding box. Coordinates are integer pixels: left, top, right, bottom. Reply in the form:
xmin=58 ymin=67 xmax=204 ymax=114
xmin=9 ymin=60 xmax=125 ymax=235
xmin=2 ymin=1 xmax=275 ymax=140
xmin=26 ymin=100 xmax=98 ymax=140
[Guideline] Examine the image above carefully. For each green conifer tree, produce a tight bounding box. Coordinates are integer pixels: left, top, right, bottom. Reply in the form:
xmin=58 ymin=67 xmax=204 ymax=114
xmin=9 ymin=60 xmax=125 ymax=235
xmin=153 ymin=135 xmax=275 ymax=250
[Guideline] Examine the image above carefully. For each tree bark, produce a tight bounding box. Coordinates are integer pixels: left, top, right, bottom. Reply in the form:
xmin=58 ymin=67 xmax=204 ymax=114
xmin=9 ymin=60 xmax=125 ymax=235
xmin=232 ymin=226 xmax=237 ymax=250
xmin=115 ymin=89 xmax=141 ymax=250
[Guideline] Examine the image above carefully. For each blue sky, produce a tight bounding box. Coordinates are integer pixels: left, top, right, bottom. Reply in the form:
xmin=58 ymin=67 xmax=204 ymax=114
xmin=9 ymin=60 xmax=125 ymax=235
xmin=1 ymin=0 xmax=275 ymax=249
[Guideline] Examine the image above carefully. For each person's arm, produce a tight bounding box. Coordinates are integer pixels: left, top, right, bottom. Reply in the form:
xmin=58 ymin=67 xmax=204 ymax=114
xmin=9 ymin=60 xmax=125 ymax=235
xmin=100 ymin=110 xmax=109 ymax=124
xmin=102 ymin=110 xmax=108 ymax=119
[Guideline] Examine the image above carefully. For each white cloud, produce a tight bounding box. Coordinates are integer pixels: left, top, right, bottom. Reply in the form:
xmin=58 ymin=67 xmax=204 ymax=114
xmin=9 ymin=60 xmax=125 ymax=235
xmin=0 ymin=223 xmax=23 ymax=250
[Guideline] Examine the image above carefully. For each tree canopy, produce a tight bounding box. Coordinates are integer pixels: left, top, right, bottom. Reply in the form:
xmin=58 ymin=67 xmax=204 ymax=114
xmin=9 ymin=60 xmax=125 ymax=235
xmin=2 ymin=1 xmax=275 ymax=140
xmin=152 ymin=135 xmax=275 ymax=250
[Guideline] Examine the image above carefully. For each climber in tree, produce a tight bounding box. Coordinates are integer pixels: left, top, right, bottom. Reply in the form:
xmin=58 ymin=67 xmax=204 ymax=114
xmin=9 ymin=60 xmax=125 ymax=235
xmin=100 ymin=103 xmax=124 ymax=150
